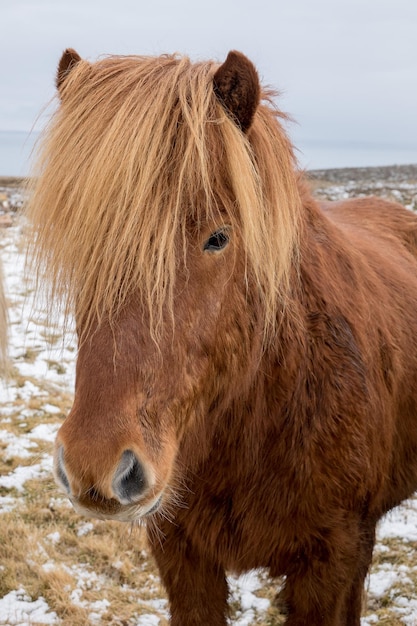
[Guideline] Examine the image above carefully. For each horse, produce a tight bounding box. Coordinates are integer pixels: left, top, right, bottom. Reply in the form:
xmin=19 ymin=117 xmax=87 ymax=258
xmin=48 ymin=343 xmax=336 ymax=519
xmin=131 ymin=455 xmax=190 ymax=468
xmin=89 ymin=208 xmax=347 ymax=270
xmin=26 ymin=48 xmax=417 ymax=625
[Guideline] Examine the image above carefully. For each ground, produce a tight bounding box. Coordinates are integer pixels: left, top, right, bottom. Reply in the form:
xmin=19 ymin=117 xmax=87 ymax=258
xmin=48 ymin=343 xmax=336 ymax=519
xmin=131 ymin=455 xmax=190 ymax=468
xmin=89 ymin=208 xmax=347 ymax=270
xmin=0 ymin=166 xmax=417 ymax=625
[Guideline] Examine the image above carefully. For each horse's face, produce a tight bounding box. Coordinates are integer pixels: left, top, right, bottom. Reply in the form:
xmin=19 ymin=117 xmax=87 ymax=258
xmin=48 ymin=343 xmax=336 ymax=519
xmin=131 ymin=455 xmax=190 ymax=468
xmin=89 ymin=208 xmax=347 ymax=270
xmin=54 ymin=220 xmax=258 ymax=522
xmin=48 ymin=49 xmax=269 ymax=522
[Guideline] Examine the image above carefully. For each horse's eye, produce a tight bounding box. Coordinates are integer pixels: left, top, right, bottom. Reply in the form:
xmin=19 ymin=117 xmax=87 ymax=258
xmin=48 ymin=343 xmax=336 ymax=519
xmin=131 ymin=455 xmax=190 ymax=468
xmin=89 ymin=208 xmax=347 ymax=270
xmin=203 ymin=229 xmax=230 ymax=252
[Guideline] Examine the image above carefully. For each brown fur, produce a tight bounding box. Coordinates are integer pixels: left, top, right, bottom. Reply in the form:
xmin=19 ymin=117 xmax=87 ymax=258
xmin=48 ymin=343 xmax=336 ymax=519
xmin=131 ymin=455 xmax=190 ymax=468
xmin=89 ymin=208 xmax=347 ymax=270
xmin=27 ymin=50 xmax=417 ymax=625
xmin=213 ymin=50 xmax=260 ymax=132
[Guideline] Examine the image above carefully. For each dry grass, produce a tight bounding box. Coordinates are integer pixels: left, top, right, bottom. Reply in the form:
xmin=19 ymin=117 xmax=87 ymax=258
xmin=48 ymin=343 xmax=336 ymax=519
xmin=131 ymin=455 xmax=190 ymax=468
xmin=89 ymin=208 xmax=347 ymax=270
xmin=0 ymin=389 xmax=171 ymax=624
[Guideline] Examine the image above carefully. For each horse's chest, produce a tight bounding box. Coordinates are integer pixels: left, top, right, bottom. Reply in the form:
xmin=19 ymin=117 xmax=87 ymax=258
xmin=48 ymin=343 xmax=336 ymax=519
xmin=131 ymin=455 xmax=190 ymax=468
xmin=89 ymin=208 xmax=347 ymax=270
xmin=180 ymin=460 xmax=307 ymax=573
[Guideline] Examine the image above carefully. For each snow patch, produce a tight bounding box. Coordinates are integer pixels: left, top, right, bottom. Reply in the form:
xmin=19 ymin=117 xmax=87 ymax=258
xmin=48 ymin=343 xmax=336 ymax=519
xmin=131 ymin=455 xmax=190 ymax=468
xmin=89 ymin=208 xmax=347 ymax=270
xmin=0 ymin=588 xmax=58 ymax=625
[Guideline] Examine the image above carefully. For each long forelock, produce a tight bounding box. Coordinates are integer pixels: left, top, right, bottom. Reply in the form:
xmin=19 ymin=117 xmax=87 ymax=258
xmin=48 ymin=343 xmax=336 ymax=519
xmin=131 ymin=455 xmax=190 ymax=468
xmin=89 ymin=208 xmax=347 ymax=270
xmin=26 ymin=53 xmax=301 ymax=343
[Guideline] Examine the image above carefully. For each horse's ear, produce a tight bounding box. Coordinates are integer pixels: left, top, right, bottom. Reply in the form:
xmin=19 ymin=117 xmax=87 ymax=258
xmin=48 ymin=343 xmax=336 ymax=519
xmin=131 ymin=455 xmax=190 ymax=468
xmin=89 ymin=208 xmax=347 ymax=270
xmin=56 ymin=48 xmax=82 ymax=91
xmin=213 ymin=51 xmax=260 ymax=133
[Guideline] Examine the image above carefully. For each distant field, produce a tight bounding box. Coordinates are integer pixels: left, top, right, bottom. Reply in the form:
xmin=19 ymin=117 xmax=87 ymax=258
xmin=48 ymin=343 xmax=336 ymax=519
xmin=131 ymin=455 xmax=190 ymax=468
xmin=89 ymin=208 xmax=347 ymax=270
xmin=1 ymin=167 xmax=417 ymax=624
xmin=0 ymin=177 xmax=26 ymax=188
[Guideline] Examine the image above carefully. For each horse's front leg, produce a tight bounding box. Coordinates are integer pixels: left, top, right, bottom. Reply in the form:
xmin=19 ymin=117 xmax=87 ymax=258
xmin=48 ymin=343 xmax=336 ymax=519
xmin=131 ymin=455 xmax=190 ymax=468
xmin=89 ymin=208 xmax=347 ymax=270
xmin=280 ymin=520 xmax=372 ymax=626
xmin=148 ymin=522 xmax=229 ymax=626
xmin=340 ymin=518 xmax=376 ymax=626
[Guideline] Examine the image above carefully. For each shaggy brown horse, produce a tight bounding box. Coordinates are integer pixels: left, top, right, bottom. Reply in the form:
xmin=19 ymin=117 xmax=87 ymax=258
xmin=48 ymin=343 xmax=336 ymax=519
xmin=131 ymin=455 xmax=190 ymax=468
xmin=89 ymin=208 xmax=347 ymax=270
xmin=27 ymin=48 xmax=417 ymax=625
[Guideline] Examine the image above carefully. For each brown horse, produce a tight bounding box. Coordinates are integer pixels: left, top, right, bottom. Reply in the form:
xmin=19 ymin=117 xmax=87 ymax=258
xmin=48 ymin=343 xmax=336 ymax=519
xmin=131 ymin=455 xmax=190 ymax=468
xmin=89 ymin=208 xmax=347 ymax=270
xmin=26 ymin=48 xmax=417 ymax=625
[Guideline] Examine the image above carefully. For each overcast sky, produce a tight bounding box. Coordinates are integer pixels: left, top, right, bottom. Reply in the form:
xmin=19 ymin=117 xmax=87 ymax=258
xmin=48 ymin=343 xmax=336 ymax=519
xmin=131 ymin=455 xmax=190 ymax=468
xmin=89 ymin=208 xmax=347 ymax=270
xmin=1 ymin=0 xmax=416 ymax=169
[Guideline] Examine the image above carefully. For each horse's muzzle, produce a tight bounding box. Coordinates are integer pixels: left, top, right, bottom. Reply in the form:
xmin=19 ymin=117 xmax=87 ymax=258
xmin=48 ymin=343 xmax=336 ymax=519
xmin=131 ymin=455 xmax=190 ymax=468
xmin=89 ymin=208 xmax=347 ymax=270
xmin=54 ymin=445 xmax=162 ymax=522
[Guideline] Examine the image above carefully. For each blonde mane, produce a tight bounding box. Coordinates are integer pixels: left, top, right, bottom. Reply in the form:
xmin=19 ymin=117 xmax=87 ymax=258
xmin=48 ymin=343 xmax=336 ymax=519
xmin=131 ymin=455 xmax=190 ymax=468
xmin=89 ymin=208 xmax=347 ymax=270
xmin=26 ymin=53 xmax=302 ymax=342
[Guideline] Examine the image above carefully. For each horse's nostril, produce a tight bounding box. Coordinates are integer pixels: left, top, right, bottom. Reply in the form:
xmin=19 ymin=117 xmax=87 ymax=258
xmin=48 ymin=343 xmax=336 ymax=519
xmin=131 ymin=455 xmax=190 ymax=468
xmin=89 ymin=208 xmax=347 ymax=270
xmin=112 ymin=450 xmax=147 ymax=504
xmin=56 ymin=445 xmax=71 ymax=494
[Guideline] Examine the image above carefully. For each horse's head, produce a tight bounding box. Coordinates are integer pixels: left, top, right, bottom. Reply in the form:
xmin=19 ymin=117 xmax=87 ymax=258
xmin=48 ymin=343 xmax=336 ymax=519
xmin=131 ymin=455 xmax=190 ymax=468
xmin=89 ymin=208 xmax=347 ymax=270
xmin=28 ymin=50 xmax=301 ymax=522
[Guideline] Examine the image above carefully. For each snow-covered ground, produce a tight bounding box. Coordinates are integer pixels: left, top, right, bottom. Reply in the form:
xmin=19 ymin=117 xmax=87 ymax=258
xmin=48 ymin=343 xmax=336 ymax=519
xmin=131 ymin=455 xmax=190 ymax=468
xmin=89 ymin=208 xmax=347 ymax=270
xmin=1 ymin=173 xmax=417 ymax=623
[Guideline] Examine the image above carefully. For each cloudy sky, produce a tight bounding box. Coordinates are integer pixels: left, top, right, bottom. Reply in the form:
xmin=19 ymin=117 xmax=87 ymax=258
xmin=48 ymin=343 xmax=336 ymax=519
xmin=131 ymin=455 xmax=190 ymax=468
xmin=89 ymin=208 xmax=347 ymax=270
xmin=1 ymin=0 xmax=416 ymax=169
